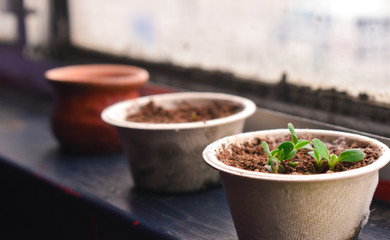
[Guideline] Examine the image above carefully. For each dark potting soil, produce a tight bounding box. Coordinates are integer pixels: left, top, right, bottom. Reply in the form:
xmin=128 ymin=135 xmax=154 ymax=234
xmin=126 ymin=100 xmax=242 ymax=123
xmin=217 ymin=134 xmax=379 ymax=174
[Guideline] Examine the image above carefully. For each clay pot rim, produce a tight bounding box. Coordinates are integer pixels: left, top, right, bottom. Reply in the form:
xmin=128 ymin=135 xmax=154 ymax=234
xmin=45 ymin=64 xmax=149 ymax=86
xmin=203 ymin=129 xmax=390 ymax=182
xmin=101 ymin=92 xmax=257 ymax=130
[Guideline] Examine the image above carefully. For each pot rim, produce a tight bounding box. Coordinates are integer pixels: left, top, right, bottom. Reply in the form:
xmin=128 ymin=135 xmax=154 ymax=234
xmin=203 ymin=129 xmax=390 ymax=182
xmin=101 ymin=92 xmax=257 ymax=130
xmin=45 ymin=64 xmax=149 ymax=86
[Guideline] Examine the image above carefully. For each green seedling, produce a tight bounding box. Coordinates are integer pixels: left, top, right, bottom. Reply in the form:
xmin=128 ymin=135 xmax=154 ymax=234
xmin=261 ymin=123 xmax=312 ymax=173
xmin=288 ymin=123 xmax=312 ymax=151
xmin=261 ymin=141 xmax=284 ymax=173
xmin=287 ymin=123 xmax=311 ymax=167
xmin=308 ymin=148 xmax=324 ymax=169
xmin=310 ymin=138 xmax=365 ymax=171
xmin=262 ymin=124 xmax=365 ymax=173
xmin=262 ymin=140 xmax=296 ymax=173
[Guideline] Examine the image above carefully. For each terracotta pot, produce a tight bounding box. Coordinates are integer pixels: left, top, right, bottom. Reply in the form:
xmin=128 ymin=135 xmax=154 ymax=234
xmin=101 ymin=92 xmax=256 ymax=193
xmin=203 ymin=129 xmax=390 ymax=240
xmin=46 ymin=64 xmax=149 ymax=153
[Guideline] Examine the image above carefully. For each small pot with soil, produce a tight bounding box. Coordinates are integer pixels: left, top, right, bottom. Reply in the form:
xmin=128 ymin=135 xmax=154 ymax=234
xmin=203 ymin=124 xmax=390 ymax=240
xmin=101 ymin=92 xmax=256 ymax=193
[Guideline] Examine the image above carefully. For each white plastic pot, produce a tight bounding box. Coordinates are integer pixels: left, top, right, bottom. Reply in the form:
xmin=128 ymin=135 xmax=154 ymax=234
xmin=101 ymin=92 xmax=256 ymax=193
xmin=203 ymin=129 xmax=390 ymax=240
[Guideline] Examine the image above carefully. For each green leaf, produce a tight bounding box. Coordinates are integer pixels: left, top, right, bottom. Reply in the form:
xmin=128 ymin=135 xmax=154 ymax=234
xmin=261 ymin=141 xmax=272 ymax=157
xmin=328 ymin=154 xmax=338 ymax=171
xmin=278 ymin=148 xmax=285 ymax=160
xmin=267 ymin=156 xmax=280 ymax=166
xmin=314 ymin=149 xmax=320 ymax=161
xmin=271 ymin=149 xmax=279 ymax=157
xmin=297 ymin=139 xmax=313 ymax=150
xmin=292 ymin=134 xmax=298 ymax=145
xmin=278 ymin=141 xmax=295 ymax=160
xmin=337 ymin=149 xmax=365 ymax=163
xmin=278 ymin=141 xmax=294 ymax=151
xmin=309 ymin=149 xmax=323 ymax=168
xmin=312 ymin=139 xmax=330 ymax=161
xmin=288 ymin=123 xmax=298 ymax=144
xmin=308 ymin=151 xmax=316 ymax=159
xmin=286 ymin=149 xmax=297 ymax=159
xmin=295 ymin=140 xmax=311 ymax=150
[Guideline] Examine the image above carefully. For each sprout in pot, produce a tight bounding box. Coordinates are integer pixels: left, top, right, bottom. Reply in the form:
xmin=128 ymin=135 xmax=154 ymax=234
xmin=220 ymin=123 xmax=375 ymax=175
xmin=203 ymin=124 xmax=390 ymax=240
xmin=261 ymin=123 xmax=366 ymax=174
xmin=261 ymin=123 xmax=312 ymax=173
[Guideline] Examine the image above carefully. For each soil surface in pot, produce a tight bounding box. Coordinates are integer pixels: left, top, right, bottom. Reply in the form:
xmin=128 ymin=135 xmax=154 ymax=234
xmin=217 ymin=134 xmax=379 ymax=174
xmin=126 ymin=100 xmax=242 ymax=123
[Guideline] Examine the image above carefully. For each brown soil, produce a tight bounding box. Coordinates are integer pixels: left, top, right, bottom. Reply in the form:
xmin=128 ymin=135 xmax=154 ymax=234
xmin=126 ymin=100 xmax=242 ymax=123
xmin=217 ymin=134 xmax=379 ymax=174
